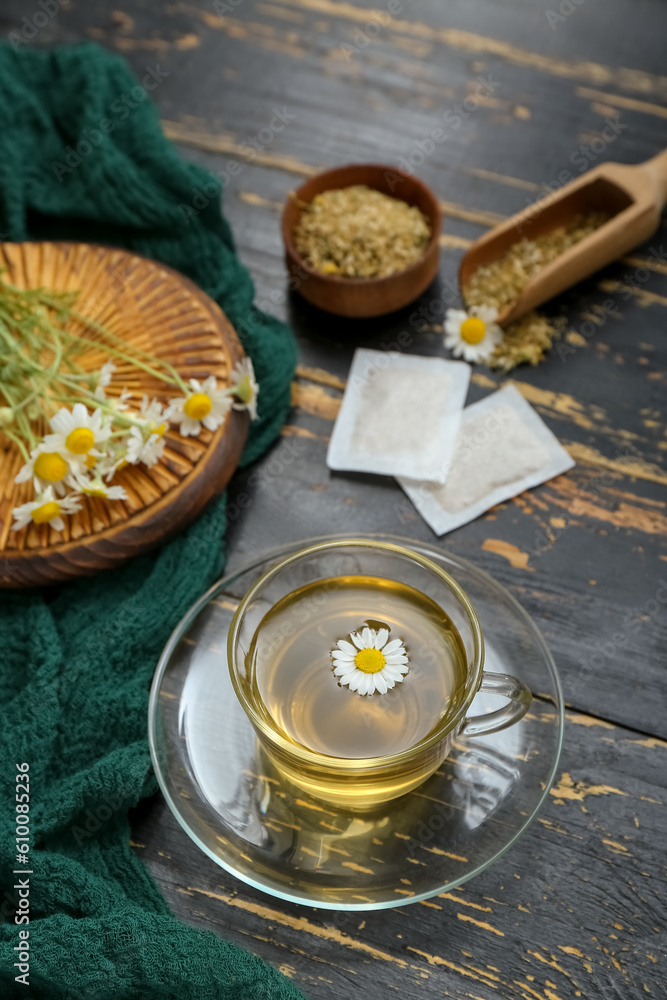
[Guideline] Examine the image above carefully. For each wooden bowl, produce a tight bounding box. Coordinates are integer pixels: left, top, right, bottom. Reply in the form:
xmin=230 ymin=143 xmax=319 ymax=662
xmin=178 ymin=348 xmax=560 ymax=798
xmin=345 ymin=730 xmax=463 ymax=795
xmin=281 ymin=164 xmax=441 ymax=318
xmin=0 ymin=242 xmax=248 ymax=589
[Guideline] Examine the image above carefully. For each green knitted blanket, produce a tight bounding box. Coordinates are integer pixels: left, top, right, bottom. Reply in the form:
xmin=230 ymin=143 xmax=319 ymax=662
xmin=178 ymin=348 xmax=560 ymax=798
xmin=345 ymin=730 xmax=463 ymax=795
xmin=0 ymin=43 xmax=303 ymax=1000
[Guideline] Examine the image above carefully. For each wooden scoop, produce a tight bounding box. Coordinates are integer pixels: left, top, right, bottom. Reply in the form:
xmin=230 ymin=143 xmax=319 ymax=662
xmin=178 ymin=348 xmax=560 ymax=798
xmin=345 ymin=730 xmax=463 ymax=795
xmin=459 ymin=149 xmax=667 ymax=325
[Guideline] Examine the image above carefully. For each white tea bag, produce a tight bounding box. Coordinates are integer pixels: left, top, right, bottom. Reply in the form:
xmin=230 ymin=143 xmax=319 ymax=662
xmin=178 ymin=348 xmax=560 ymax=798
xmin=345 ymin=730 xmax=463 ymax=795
xmin=398 ymin=384 xmax=574 ymax=535
xmin=327 ymin=349 xmax=471 ymax=480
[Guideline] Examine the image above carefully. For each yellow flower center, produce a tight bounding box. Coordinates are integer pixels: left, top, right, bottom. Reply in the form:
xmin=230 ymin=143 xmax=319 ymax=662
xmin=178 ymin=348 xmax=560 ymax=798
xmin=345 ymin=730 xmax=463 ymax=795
xmin=184 ymin=393 xmax=212 ymax=420
xmin=83 ymin=486 xmax=108 ymax=498
xmin=33 ymin=452 xmax=67 ymax=482
xmin=354 ymin=648 xmax=386 ymax=674
xmin=460 ymin=317 xmax=486 ymax=345
xmin=66 ymin=427 xmax=95 ymax=454
xmin=234 ymin=375 xmax=253 ymax=404
xmin=85 ymin=454 xmax=97 ymax=470
xmin=32 ymin=500 xmax=60 ymax=524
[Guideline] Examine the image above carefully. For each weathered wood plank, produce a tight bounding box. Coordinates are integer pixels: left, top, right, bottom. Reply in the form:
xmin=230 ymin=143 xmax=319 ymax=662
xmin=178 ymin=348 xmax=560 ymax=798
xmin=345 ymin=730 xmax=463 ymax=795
xmin=131 ymin=706 xmax=667 ymax=999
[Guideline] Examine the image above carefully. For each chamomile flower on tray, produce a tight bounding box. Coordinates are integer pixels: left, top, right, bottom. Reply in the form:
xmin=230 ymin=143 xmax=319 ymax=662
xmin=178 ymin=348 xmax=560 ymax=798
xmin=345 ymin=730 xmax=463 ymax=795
xmin=0 ymin=241 xmax=259 ymax=587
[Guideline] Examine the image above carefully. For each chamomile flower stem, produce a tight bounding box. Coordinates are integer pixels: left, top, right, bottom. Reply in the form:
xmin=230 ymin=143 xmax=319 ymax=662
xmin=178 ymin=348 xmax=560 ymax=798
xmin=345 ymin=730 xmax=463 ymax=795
xmin=45 ymin=393 xmax=147 ymax=430
xmin=2 ymin=426 xmax=31 ymax=462
xmin=14 ymin=410 xmax=38 ymax=451
xmin=69 ymin=311 xmax=190 ymax=393
xmin=61 ymin=328 xmax=184 ymax=390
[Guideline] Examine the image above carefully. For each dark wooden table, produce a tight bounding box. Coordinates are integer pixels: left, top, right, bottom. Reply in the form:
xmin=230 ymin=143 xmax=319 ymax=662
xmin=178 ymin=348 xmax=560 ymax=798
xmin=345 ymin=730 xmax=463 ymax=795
xmin=7 ymin=0 xmax=666 ymax=995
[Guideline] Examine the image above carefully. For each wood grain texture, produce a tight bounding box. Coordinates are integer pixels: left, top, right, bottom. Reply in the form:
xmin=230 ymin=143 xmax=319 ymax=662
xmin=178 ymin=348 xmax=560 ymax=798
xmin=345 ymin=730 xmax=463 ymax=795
xmin=0 ymin=243 xmax=248 ymax=587
xmin=4 ymin=0 xmax=665 ymax=995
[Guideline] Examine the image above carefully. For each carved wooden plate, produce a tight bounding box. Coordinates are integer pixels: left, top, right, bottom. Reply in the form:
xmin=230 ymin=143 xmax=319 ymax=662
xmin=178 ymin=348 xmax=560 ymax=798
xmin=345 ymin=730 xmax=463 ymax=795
xmin=0 ymin=242 xmax=248 ymax=588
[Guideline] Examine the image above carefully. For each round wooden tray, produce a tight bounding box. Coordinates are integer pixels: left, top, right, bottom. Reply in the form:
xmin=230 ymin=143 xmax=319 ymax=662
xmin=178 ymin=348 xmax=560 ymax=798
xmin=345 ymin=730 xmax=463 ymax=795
xmin=0 ymin=242 xmax=249 ymax=589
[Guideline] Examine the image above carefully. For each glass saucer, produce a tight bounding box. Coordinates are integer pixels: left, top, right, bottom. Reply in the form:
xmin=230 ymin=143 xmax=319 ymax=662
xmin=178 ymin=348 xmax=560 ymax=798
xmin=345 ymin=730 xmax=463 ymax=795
xmin=148 ymin=534 xmax=564 ymax=911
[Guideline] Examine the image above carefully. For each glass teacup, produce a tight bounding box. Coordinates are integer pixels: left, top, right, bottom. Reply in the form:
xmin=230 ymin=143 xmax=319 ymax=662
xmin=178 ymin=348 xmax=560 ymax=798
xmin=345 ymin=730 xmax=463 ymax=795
xmin=228 ymin=539 xmax=531 ymax=809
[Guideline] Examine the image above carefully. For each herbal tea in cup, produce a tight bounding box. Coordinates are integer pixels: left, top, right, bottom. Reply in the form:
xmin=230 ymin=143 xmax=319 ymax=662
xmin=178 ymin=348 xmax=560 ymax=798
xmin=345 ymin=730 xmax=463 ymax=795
xmin=228 ymin=540 xmax=531 ymax=809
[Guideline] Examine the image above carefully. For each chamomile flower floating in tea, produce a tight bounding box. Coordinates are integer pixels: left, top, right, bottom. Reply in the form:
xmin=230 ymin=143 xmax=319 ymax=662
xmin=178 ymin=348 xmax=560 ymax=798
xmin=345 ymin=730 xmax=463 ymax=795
xmin=331 ymin=625 xmax=409 ymax=695
xmin=11 ymin=486 xmax=82 ymax=532
xmin=245 ymin=575 xmax=468 ymax=761
xmin=444 ymin=306 xmax=503 ymax=364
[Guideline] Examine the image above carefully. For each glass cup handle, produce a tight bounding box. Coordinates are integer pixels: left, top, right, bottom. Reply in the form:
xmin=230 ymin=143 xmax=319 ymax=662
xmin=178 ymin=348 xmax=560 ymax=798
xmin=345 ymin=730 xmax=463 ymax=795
xmin=459 ymin=672 xmax=532 ymax=737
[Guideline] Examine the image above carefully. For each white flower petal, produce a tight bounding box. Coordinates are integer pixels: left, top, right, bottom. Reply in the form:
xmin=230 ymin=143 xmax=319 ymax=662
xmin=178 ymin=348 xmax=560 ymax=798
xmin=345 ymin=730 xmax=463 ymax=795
xmin=374 ymin=673 xmax=388 ymax=695
xmin=334 ymin=664 xmax=356 ymax=677
xmin=374 ymin=628 xmax=389 ymax=649
xmin=337 ymin=639 xmax=357 ymax=656
xmin=180 ymin=416 xmax=202 ymax=437
xmin=201 ymin=413 xmax=224 ymax=432
xmin=382 ymin=638 xmax=403 ymax=655
xmin=347 ymin=673 xmax=361 ymax=691
xmin=361 ymin=674 xmax=375 ymax=695
xmin=385 ymin=651 xmax=409 ymax=663
xmin=473 ymin=305 xmax=499 ymax=324
xmin=361 ymin=626 xmax=373 ymax=648
xmin=14 ymin=464 xmax=32 ymax=484
xmin=351 ymin=631 xmax=364 ymax=650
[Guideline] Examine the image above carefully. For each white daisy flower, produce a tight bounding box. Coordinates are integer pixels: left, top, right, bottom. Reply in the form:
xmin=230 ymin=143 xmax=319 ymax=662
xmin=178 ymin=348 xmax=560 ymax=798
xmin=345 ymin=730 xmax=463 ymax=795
xmin=126 ymin=425 xmax=166 ymax=467
xmin=11 ymin=485 xmax=82 ymax=533
xmin=94 ymin=360 xmax=116 ymax=400
xmin=106 ymin=387 xmax=132 ymax=412
xmin=229 ymin=358 xmax=259 ymax=420
xmin=138 ymin=395 xmax=167 ymax=428
xmin=167 ymin=376 xmax=232 ymax=437
xmin=45 ymin=403 xmax=112 ymax=473
xmin=97 ymin=441 xmax=130 ymax=482
xmin=331 ymin=625 xmax=409 ymax=696
xmin=444 ymin=305 xmax=503 ymax=363
xmin=15 ymin=444 xmax=71 ymax=496
xmin=71 ymin=473 xmax=127 ymax=501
